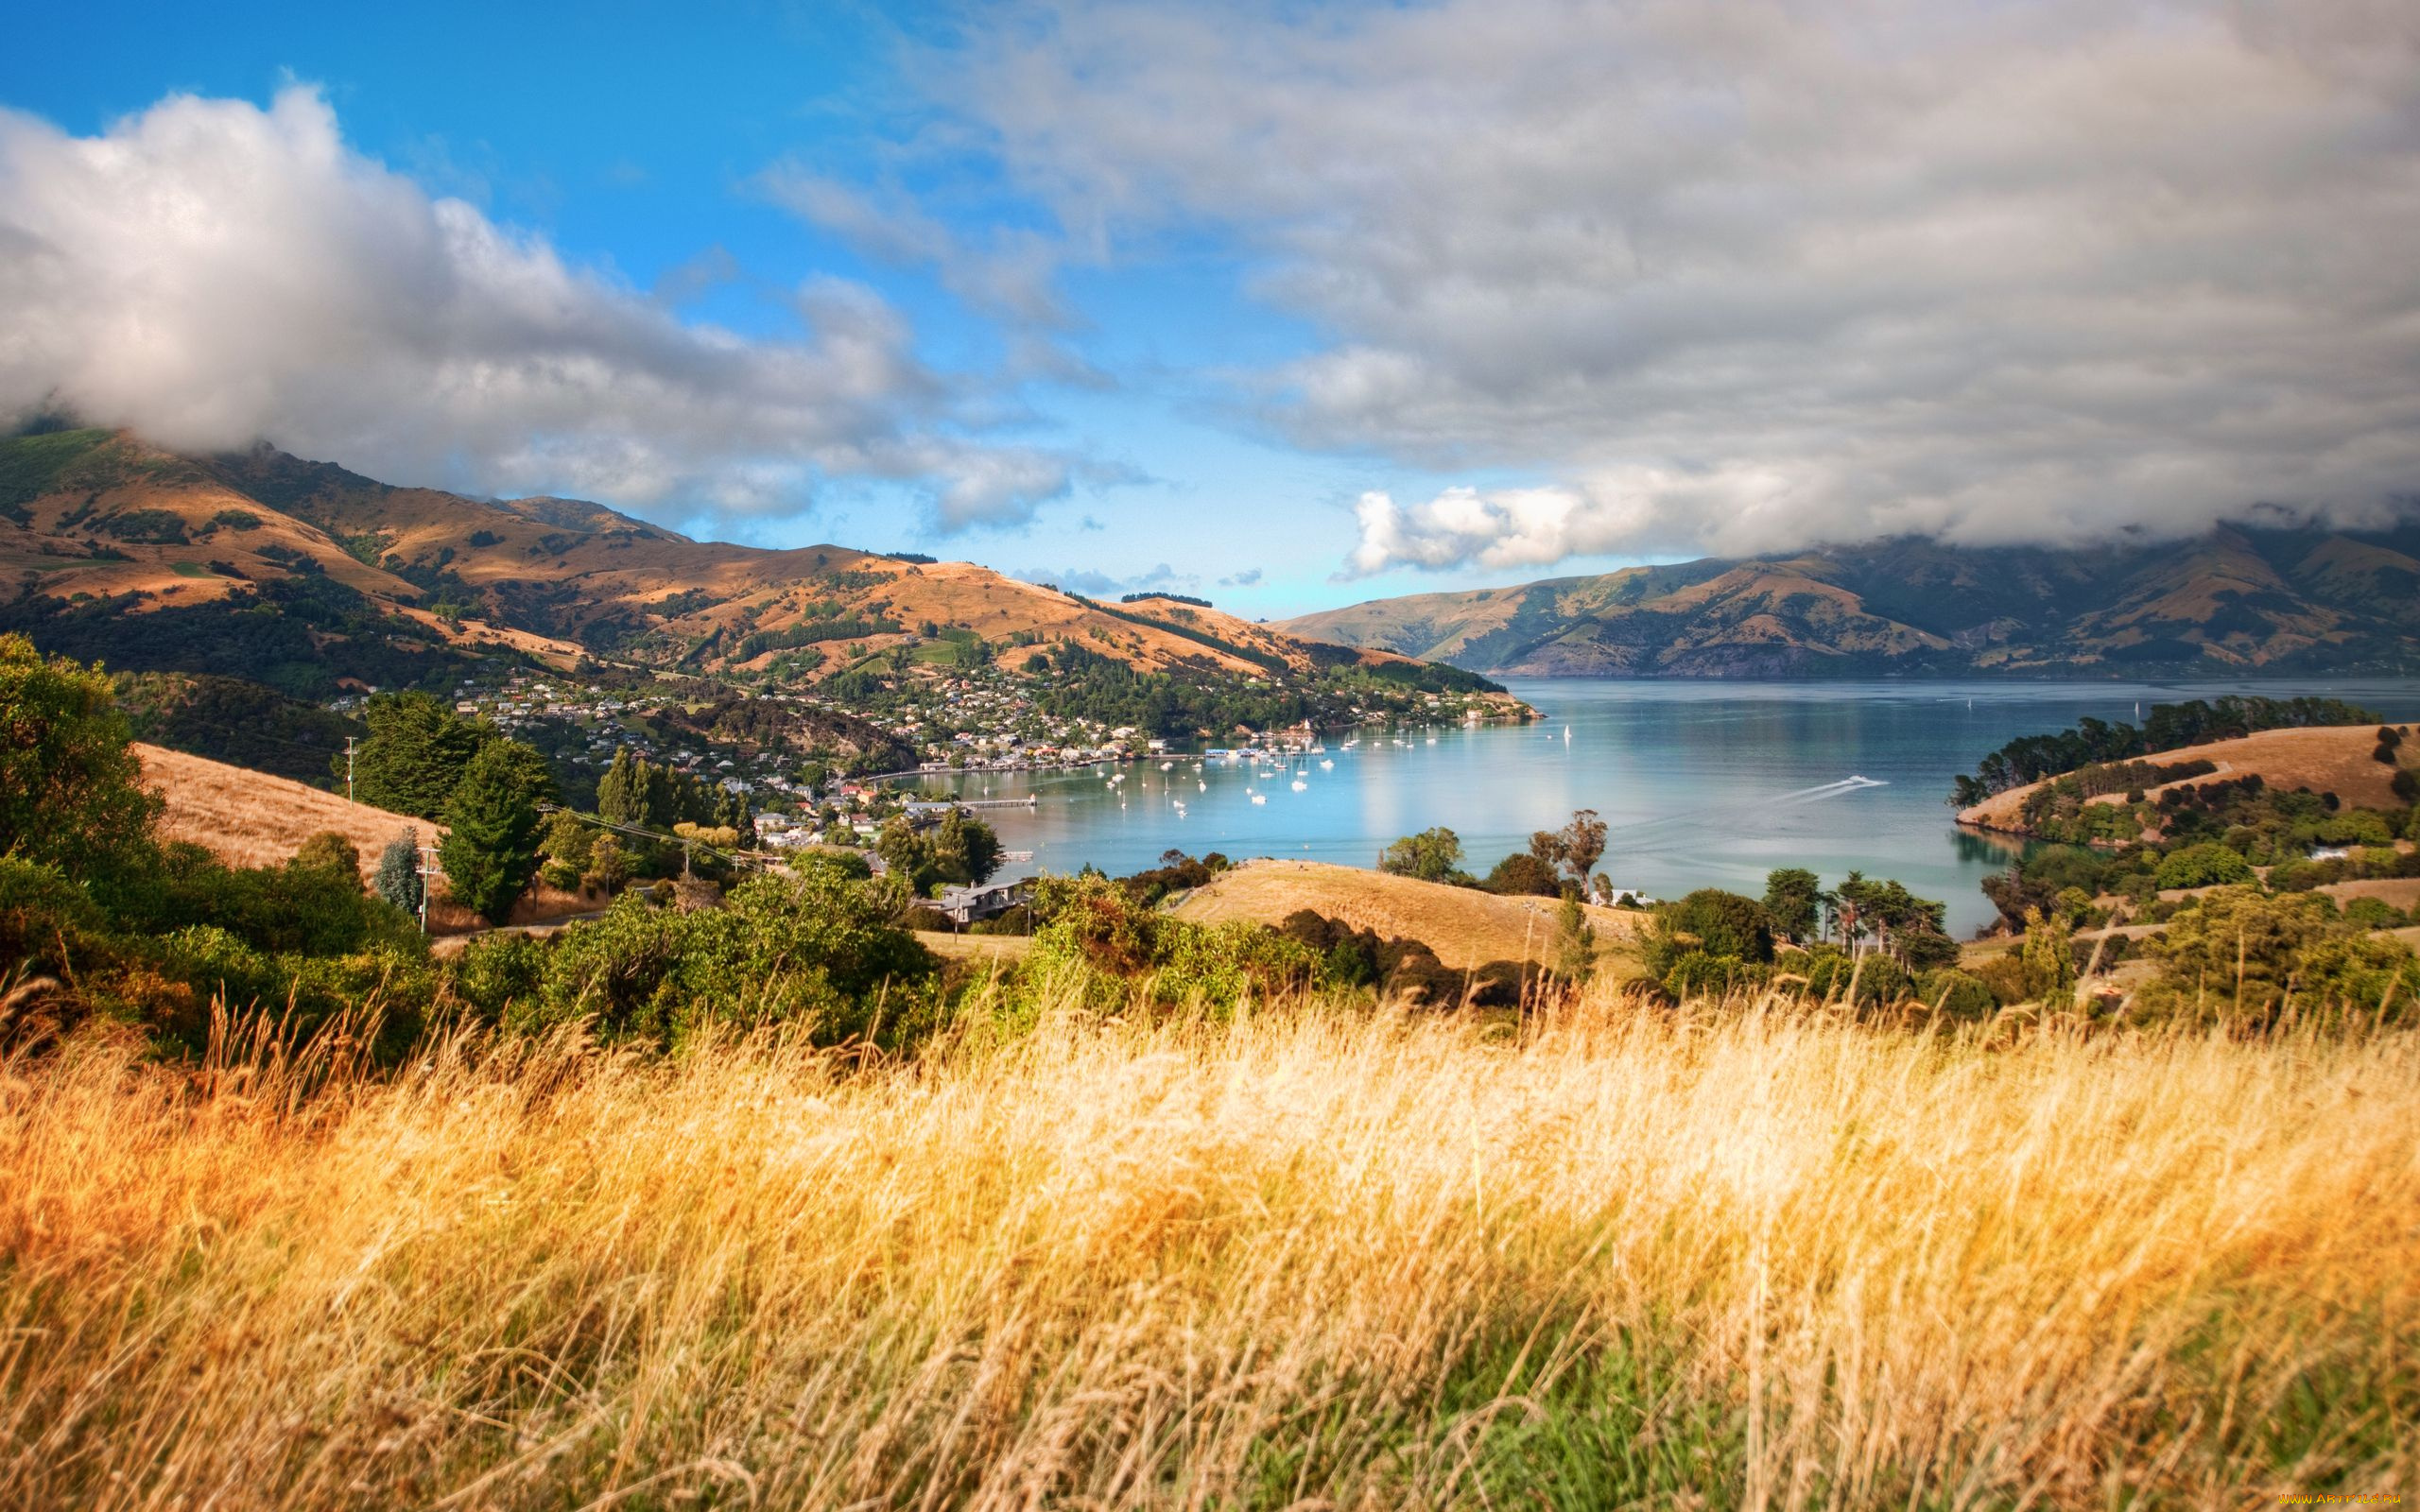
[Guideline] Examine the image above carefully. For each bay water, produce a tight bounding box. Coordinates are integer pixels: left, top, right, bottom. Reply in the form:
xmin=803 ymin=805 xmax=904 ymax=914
xmin=918 ymin=679 xmax=2420 ymax=936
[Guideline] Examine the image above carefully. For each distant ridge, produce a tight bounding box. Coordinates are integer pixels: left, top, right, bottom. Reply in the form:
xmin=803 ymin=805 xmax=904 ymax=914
xmin=1279 ymin=528 xmax=2420 ymax=678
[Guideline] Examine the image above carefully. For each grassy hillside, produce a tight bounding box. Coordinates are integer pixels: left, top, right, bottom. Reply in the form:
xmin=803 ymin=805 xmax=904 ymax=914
xmin=6 ymin=994 xmax=2413 ymax=1506
xmin=136 ymin=742 xmax=433 ymax=880
xmin=1958 ymin=724 xmax=2411 ymax=832
xmin=0 ymin=431 xmax=1434 ymax=696
xmin=1171 ymin=858 xmax=1645 ymax=971
xmin=1284 ymin=528 xmax=2420 ymax=676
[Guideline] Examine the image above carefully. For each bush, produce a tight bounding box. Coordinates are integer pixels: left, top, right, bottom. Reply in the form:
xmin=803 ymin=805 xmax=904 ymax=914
xmin=2342 ymin=896 xmax=2410 ymax=931
xmin=1022 ymin=874 xmax=1321 ymax=1013
xmin=1917 ymin=969 xmax=1999 ymax=1019
xmin=461 ymin=859 xmax=942 ymax=1048
xmin=1797 ymin=947 xmax=1910 ymax=1007
xmin=1661 ymin=950 xmax=1769 ymax=1001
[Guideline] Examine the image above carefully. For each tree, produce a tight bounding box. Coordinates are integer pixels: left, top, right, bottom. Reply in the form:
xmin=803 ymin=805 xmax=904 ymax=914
xmin=929 ymin=808 xmax=1002 ymax=887
xmin=1762 ymin=868 xmax=1825 ymax=944
xmin=2153 ymin=842 xmax=2256 ymax=890
xmin=1379 ymin=827 xmax=1464 ymax=885
xmin=596 ymin=747 xmax=646 ymax=827
xmin=1553 ymin=809 xmax=1607 ymax=878
xmin=1645 ymin=889 xmax=1774 ymax=978
xmin=581 ymin=833 xmax=629 ymax=892
xmin=1527 ymin=809 xmax=1608 ymax=883
xmin=1486 ymin=851 xmax=1563 ymax=898
xmin=351 ymin=693 xmax=488 ymax=819
xmin=0 ymin=633 xmax=159 ymax=881
xmin=441 ymin=743 xmax=546 ymax=923
xmin=373 ymin=830 xmax=424 ymax=917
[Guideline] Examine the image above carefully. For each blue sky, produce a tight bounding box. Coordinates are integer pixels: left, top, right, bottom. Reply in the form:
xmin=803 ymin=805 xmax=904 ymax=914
xmin=4 ymin=1 xmax=2413 ymax=616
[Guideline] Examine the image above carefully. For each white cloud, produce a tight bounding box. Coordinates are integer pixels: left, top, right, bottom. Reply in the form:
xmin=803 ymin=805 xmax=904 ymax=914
xmin=939 ymin=0 xmax=2420 ymax=570
xmin=0 ymin=86 xmax=1073 ymax=530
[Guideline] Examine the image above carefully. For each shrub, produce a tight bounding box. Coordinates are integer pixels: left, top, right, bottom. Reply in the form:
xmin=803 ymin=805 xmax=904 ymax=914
xmin=1022 ymin=874 xmax=1320 ymax=1013
xmin=472 ymin=860 xmax=942 ymax=1047
xmin=1917 ymin=969 xmax=1999 ymax=1019
xmin=2342 ymin=897 xmax=2410 ymax=931
xmin=1662 ymin=950 xmax=1769 ymax=1001
xmin=1797 ymin=946 xmax=1910 ymax=1007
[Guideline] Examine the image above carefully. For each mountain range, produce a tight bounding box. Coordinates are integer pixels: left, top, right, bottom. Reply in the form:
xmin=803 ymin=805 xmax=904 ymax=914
xmin=1279 ymin=529 xmax=2420 ymax=678
xmin=0 ymin=428 xmax=1415 ymax=696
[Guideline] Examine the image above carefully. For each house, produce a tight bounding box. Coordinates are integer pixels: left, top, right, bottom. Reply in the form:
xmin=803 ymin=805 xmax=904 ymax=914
xmin=931 ymin=880 xmax=1031 ymax=927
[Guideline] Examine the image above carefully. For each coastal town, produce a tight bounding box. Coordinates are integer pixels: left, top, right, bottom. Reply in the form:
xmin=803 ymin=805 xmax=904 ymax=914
xmin=335 ymin=646 xmax=1532 ymax=857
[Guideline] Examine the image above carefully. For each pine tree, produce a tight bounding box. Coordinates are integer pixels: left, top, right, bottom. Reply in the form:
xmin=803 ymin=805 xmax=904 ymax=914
xmin=373 ymin=830 xmax=424 ymax=916
xmin=440 ymin=744 xmax=546 ymax=923
xmin=352 ymin=693 xmax=489 ymax=819
xmin=596 ymin=748 xmax=646 ymax=827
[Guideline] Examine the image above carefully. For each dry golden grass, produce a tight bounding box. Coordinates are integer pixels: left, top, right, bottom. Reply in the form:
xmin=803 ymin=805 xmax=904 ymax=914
xmin=2 ymin=988 xmax=2412 ymax=1509
xmin=1173 ymin=858 xmax=1645 ymax=970
xmin=1959 ymin=724 xmax=2411 ymax=829
xmin=914 ymin=928 xmax=1034 ymax=965
xmin=2321 ymin=876 xmax=2420 ymax=913
xmin=136 ymin=741 xmax=434 ymax=882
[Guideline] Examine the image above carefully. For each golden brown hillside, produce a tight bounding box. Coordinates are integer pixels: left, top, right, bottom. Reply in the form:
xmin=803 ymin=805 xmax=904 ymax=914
xmin=1956 ymin=725 xmax=2410 ymax=832
xmin=1170 ymin=859 xmax=1645 ymax=971
xmin=2 ymin=430 xmax=1414 ymax=688
xmin=136 ymin=742 xmax=431 ymax=880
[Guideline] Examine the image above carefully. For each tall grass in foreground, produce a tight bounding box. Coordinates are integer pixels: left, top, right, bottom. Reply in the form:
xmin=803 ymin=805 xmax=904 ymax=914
xmin=2 ymin=987 xmax=2414 ymax=1510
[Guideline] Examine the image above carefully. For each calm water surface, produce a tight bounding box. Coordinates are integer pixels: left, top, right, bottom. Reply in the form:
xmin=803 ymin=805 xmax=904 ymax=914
xmin=921 ymin=679 xmax=2420 ymax=935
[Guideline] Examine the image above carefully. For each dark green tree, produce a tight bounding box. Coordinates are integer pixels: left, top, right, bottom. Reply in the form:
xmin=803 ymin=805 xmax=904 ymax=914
xmin=440 ymin=743 xmax=547 ymax=923
xmin=596 ymin=747 xmax=646 ymax=827
xmin=1644 ymin=888 xmax=1775 ymax=978
xmin=929 ymin=808 xmax=1002 ymax=887
xmin=353 ymin=693 xmax=487 ymax=819
xmin=1762 ymin=868 xmax=1825 ymax=944
xmin=1486 ymin=851 xmax=1564 ymax=897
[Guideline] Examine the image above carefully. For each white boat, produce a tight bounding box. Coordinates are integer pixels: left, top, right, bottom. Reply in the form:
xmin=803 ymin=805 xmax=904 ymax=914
xmin=1319 ymin=759 xmax=1333 ymax=770
xmin=1290 ymin=779 xmax=1306 ymax=792
xmin=1161 ymin=761 xmax=1173 ymax=770
xmin=1251 ymin=793 xmax=1267 ymax=805
xmin=1198 ymin=780 xmax=1206 ymax=791
xmin=1425 ymin=735 xmax=1436 ymax=745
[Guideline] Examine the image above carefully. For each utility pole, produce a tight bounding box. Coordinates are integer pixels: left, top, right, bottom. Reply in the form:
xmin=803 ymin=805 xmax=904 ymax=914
xmin=344 ymin=736 xmax=357 ymax=801
xmin=417 ymin=843 xmax=443 ymax=934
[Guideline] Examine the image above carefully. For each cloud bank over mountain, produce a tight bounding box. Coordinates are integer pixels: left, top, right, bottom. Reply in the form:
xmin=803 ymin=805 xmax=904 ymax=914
xmin=0 ymin=86 xmax=1073 ymax=530
xmin=938 ymin=0 xmax=2420 ymax=571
